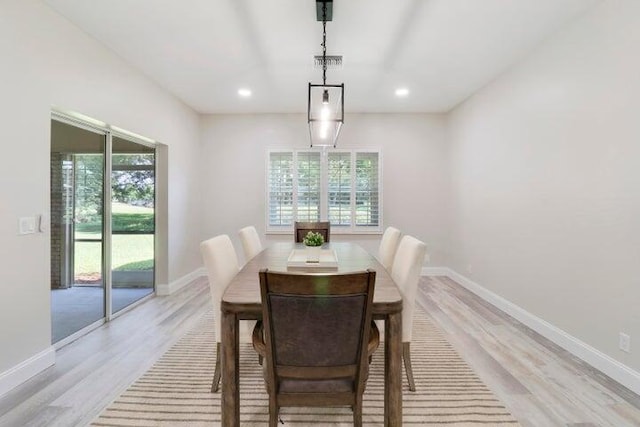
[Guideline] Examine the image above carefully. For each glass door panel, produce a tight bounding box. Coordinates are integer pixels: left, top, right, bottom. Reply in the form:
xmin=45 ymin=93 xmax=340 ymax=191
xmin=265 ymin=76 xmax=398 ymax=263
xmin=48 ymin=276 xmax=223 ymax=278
xmin=111 ymin=137 xmax=155 ymax=313
xmin=51 ymin=120 xmax=106 ymax=343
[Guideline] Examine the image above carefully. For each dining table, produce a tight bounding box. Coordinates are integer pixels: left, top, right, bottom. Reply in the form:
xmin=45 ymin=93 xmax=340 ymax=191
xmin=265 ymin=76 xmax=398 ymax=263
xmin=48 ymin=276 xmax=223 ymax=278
xmin=220 ymin=241 xmax=404 ymax=426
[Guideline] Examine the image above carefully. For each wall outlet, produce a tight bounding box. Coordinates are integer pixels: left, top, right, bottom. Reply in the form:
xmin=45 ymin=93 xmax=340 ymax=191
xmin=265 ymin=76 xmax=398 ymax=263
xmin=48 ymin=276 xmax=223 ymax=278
xmin=619 ymin=332 xmax=631 ymax=353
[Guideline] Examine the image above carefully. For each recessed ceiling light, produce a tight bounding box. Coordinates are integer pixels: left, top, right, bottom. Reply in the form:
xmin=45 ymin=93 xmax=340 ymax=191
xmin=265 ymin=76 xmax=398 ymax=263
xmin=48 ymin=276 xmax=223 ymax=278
xmin=395 ymin=87 xmax=409 ymax=97
xmin=238 ymin=88 xmax=252 ymax=98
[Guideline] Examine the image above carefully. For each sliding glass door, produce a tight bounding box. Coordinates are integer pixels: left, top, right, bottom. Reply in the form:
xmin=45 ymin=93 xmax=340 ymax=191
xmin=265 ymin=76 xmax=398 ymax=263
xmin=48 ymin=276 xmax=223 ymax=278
xmin=111 ymin=137 xmax=155 ymax=313
xmin=51 ymin=121 xmax=106 ymax=343
xmin=51 ymin=117 xmax=156 ymax=345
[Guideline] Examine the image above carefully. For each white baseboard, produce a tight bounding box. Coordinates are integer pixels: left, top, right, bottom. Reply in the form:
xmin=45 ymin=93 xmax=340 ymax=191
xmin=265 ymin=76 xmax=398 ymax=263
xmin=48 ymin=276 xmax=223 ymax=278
xmin=431 ymin=267 xmax=640 ymax=396
xmin=156 ymin=267 xmax=206 ymax=296
xmin=422 ymin=267 xmax=450 ymax=276
xmin=0 ymin=346 xmax=55 ymax=398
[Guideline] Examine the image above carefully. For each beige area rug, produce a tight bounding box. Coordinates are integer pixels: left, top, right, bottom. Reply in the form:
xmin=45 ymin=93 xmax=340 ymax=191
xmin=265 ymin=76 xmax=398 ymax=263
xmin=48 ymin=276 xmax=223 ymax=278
xmin=91 ymin=308 xmax=520 ymax=426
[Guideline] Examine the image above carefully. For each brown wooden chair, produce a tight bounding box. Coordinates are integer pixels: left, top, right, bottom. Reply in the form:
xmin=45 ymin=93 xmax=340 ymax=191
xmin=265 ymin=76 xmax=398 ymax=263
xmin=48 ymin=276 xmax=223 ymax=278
xmin=294 ymin=221 xmax=331 ymax=243
xmin=252 ymin=269 xmax=379 ymax=427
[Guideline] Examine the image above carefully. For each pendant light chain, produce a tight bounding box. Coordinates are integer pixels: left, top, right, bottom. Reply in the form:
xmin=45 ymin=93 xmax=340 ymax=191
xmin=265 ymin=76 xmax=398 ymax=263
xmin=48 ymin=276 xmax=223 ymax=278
xmin=322 ymin=2 xmax=327 ymax=85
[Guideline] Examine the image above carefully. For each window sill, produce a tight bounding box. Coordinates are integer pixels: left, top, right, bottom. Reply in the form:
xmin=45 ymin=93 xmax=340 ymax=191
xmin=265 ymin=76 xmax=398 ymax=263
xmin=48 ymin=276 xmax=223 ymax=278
xmin=266 ymin=229 xmax=383 ymax=236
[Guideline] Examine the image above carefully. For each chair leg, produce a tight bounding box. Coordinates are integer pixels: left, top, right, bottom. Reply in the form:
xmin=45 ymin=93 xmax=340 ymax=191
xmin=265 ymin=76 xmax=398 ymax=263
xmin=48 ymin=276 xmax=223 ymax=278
xmin=269 ymin=398 xmax=279 ymax=427
xmin=403 ymin=341 xmax=416 ymax=392
xmin=211 ymin=342 xmax=222 ymax=393
xmin=353 ymin=401 xmax=363 ymax=427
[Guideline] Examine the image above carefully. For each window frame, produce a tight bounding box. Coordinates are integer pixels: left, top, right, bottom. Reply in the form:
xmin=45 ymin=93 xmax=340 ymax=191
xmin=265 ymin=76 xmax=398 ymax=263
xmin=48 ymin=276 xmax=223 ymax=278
xmin=266 ymin=148 xmax=383 ymax=235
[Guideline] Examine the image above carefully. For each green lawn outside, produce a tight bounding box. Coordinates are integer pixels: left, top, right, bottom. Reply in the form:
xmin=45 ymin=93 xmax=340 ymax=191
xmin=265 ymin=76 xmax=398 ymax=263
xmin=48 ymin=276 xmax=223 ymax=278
xmin=76 ymin=202 xmax=154 ymax=235
xmin=74 ymin=203 xmax=154 ymax=275
xmin=75 ymin=235 xmax=154 ymax=274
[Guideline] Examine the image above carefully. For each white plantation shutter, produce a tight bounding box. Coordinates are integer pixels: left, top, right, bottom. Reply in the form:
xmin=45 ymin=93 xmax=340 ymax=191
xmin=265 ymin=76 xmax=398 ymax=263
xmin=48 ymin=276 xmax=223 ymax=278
xmin=328 ymin=152 xmax=351 ymax=226
xmin=268 ymin=152 xmax=294 ymax=226
xmin=267 ymin=150 xmax=381 ymax=232
xmin=355 ymin=152 xmax=380 ymax=227
xmin=295 ymin=151 xmax=321 ymax=222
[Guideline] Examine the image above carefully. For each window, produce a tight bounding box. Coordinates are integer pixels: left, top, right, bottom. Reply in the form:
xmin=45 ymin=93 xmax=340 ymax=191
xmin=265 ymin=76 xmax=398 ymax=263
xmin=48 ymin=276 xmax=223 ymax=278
xmin=355 ymin=152 xmax=380 ymax=226
xmin=328 ymin=152 xmax=351 ymax=226
xmin=267 ymin=150 xmax=381 ymax=233
xmin=267 ymin=152 xmax=293 ymax=226
xmin=296 ymin=152 xmax=321 ymax=222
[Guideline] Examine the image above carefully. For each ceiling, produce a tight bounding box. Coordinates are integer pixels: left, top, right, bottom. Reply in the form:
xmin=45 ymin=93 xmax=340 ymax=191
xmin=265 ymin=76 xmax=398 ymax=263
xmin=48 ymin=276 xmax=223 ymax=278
xmin=44 ymin=0 xmax=598 ymax=114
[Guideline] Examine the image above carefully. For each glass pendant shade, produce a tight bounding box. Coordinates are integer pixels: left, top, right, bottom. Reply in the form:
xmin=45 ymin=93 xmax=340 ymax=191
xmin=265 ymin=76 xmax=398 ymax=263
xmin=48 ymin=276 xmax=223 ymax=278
xmin=308 ymin=83 xmax=344 ymax=148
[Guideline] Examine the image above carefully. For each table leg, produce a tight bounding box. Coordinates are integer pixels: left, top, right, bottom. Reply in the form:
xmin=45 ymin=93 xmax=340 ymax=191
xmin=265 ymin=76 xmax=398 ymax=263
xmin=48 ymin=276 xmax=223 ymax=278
xmin=385 ymin=312 xmax=402 ymax=426
xmin=221 ymin=311 xmax=239 ymax=426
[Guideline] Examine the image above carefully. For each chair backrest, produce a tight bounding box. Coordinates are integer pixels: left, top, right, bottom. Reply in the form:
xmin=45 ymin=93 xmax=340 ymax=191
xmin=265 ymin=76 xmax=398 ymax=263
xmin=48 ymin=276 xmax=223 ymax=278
xmin=259 ymin=269 xmax=376 ymax=403
xmin=390 ymin=235 xmax=427 ymax=342
xmin=378 ymin=226 xmax=402 ymax=272
xmin=238 ymin=225 xmax=263 ymax=261
xmin=294 ymin=221 xmax=331 ymax=243
xmin=200 ymin=235 xmax=240 ymax=342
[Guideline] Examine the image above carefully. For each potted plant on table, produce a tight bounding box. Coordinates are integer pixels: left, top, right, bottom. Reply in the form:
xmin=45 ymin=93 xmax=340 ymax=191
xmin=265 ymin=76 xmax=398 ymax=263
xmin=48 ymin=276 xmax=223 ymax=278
xmin=303 ymin=231 xmax=324 ymax=263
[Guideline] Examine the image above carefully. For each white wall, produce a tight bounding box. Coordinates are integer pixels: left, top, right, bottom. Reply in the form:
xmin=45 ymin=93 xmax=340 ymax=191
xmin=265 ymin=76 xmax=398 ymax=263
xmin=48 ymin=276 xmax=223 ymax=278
xmin=448 ymin=0 xmax=640 ymax=372
xmin=200 ymin=113 xmax=449 ymax=266
xmin=5 ymin=0 xmax=637 ymax=400
xmin=0 ymin=0 xmax=202 ymax=385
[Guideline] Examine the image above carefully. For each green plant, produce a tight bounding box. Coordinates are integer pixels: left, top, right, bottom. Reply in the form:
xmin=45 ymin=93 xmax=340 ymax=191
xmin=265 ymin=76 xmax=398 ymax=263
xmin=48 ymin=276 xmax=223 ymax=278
xmin=303 ymin=231 xmax=324 ymax=247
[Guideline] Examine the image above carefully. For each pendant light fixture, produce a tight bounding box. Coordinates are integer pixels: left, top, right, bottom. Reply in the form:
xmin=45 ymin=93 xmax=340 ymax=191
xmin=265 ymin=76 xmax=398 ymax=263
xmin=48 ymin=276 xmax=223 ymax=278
xmin=308 ymin=0 xmax=344 ymax=148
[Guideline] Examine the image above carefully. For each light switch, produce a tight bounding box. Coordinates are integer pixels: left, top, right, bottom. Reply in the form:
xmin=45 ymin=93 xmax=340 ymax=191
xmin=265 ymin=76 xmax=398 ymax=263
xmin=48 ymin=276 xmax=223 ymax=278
xmin=19 ymin=216 xmax=36 ymax=235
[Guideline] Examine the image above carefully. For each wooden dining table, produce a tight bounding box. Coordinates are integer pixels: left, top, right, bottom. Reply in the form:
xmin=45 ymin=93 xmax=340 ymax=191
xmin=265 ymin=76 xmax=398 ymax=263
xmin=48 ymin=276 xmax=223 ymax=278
xmin=220 ymin=241 xmax=404 ymax=426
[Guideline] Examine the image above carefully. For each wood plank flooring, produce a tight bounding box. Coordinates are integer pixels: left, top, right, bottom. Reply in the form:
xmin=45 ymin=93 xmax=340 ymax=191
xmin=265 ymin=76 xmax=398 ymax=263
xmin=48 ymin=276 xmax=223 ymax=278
xmin=0 ymin=275 xmax=639 ymax=426
xmin=0 ymin=277 xmax=210 ymax=427
xmin=420 ymin=276 xmax=640 ymax=427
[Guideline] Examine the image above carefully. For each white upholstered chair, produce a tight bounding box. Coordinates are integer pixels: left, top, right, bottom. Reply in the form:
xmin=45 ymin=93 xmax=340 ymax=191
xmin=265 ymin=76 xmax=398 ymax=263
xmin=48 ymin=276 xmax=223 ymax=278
xmin=374 ymin=227 xmax=403 ymax=340
xmin=391 ymin=235 xmax=427 ymax=392
xmin=238 ymin=225 xmax=263 ymax=262
xmin=378 ymin=226 xmax=402 ymax=272
xmin=200 ymin=234 xmax=241 ymax=392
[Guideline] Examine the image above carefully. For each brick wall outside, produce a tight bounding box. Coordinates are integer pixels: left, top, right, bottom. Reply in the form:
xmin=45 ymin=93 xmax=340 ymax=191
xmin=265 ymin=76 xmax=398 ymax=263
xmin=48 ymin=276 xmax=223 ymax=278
xmin=51 ymin=153 xmax=73 ymax=289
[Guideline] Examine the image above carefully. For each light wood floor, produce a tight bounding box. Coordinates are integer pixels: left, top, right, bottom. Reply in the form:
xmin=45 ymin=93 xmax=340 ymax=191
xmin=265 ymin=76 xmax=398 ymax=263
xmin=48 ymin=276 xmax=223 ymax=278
xmin=1 ymin=275 xmax=639 ymax=426
xmin=420 ymin=276 xmax=640 ymax=427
